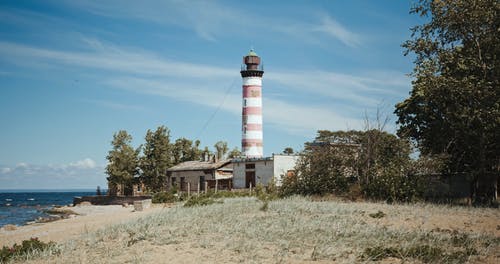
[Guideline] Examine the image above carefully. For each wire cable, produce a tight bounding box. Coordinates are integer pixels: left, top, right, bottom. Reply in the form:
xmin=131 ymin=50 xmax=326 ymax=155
xmin=195 ymin=77 xmax=238 ymax=139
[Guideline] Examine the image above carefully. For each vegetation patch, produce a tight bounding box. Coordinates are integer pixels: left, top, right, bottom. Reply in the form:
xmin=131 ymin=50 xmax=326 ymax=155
xmin=369 ymin=210 xmax=386 ymax=218
xmin=152 ymin=191 xmax=179 ymax=203
xmin=183 ymin=195 xmax=221 ymax=207
xmin=0 ymin=238 xmax=57 ymax=262
xmin=362 ymin=243 xmax=480 ymax=263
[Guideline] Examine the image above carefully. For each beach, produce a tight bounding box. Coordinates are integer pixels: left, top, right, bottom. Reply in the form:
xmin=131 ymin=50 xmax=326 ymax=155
xmin=0 ymin=203 xmax=167 ymax=248
xmin=0 ymin=197 xmax=498 ymax=263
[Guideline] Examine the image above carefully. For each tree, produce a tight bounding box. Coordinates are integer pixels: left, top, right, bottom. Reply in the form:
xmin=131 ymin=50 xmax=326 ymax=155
xmin=140 ymin=126 xmax=172 ymax=192
xmin=396 ymin=0 xmax=499 ymax=204
xmin=283 ymin=130 xmax=412 ymax=199
xmin=214 ymin=141 xmax=228 ymax=160
xmin=313 ymin=130 xmax=411 ymax=184
xmin=106 ymin=130 xmax=140 ymax=196
xmin=283 ymin=147 xmax=294 ymax=154
xmin=172 ymin=138 xmax=202 ymax=164
xmin=228 ymin=147 xmax=242 ymax=159
xmin=201 ymin=146 xmax=211 ymax=161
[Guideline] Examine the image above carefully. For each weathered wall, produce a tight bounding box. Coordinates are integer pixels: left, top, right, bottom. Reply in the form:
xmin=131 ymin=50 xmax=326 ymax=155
xmin=255 ymin=160 xmax=274 ymax=185
xmin=273 ymin=154 xmax=300 ymax=186
xmin=169 ymin=170 xmax=214 ymax=191
xmin=233 ymin=162 xmax=246 ymax=188
xmin=233 ymin=160 xmax=274 ymax=188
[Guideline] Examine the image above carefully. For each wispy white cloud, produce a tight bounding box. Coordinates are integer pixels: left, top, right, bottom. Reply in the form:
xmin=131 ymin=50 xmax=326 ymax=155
xmin=104 ymin=76 xmax=363 ymax=135
xmin=0 ymin=40 xmax=409 ymax=134
xmin=0 ymin=159 xmax=105 ymax=189
xmin=313 ymin=16 xmax=361 ymax=47
xmin=82 ymin=99 xmax=147 ymax=111
xmin=61 ymin=0 xmax=361 ymax=47
xmin=69 ymin=158 xmax=97 ymax=169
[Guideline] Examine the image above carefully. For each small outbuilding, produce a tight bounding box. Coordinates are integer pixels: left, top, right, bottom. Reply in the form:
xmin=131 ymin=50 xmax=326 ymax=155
xmin=232 ymin=154 xmax=300 ymax=188
xmin=167 ymin=160 xmax=233 ymax=192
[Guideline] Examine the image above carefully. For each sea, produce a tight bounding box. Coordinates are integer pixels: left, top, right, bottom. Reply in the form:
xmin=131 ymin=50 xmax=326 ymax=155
xmin=0 ymin=190 xmax=98 ymax=227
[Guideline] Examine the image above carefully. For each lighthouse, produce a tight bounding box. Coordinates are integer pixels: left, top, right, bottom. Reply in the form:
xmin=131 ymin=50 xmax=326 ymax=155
xmin=240 ymin=49 xmax=264 ymax=158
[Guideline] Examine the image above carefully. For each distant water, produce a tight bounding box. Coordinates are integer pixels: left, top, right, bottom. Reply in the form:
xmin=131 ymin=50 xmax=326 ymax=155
xmin=0 ymin=190 xmax=98 ymax=227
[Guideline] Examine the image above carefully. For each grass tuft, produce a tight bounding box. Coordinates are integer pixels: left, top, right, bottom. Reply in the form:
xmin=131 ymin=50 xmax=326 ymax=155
xmin=369 ymin=210 xmax=386 ymax=218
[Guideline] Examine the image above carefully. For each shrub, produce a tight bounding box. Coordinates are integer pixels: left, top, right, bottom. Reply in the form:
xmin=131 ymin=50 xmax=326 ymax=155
xmin=183 ymin=195 xmax=221 ymax=207
xmin=205 ymin=190 xmax=251 ymax=199
xmin=152 ymin=191 xmax=175 ymax=203
xmin=361 ymin=170 xmax=426 ymax=203
xmin=0 ymin=238 xmax=57 ymax=262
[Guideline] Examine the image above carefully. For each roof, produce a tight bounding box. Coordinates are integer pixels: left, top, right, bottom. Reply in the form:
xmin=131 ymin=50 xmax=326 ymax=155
xmin=167 ymin=160 xmax=232 ymax=172
xmin=231 ymin=157 xmax=273 ymax=163
xmin=246 ymin=49 xmax=258 ymax=57
xmin=231 ymin=154 xmax=300 ymax=163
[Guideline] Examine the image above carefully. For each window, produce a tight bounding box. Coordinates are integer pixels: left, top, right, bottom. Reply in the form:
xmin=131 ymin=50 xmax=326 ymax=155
xmin=245 ymin=163 xmax=255 ymax=169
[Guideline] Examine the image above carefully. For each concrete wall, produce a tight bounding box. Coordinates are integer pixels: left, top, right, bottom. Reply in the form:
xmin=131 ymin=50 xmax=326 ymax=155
xmin=233 ymin=162 xmax=246 ymax=188
xmin=273 ymin=154 xmax=300 ymax=186
xmin=233 ymin=155 xmax=299 ymax=188
xmin=233 ymin=159 xmax=274 ymax=188
xmin=255 ymin=160 xmax=274 ymax=186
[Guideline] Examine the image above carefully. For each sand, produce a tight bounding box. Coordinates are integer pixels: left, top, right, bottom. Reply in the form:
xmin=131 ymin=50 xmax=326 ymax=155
xmin=1 ymin=199 xmax=498 ymax=263
xmin=0 ymin=203 xmax=167 ymax=247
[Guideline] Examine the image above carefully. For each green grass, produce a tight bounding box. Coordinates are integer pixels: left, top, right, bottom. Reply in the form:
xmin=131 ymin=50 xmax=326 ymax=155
xmin=15 ymin=196 xmax=500 ymax=263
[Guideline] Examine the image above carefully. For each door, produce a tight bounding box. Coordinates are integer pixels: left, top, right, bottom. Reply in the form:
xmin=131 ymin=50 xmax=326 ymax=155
xmin=245 ymin=171 xmax=255 ymax=188
xmin=199 ymin=176 xmax=205 ymax=191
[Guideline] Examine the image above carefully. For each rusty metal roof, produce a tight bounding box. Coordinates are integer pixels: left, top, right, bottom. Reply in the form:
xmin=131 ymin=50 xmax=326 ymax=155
xmin=167 ymin=160 xmax=232 ymax=172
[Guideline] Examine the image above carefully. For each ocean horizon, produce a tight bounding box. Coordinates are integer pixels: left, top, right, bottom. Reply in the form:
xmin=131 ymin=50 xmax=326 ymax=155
xmin=0 ymin=189 xmax=101 ymax=193
xmin=0 ymin=190 xmax=103 ymax=227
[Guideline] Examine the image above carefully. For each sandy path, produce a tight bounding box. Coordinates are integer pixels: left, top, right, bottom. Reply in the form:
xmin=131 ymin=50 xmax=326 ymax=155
xmin=0 ymin=204 xmax=167 ymax=247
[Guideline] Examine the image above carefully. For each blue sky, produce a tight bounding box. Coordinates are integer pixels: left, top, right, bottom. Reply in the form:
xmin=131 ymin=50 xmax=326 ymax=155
xmin=0 ymin=0 xmax=422 ymax=189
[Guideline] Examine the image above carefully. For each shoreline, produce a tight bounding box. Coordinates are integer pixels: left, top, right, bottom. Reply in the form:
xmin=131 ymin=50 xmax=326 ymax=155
xmin=0 ymin=203 xmax=167 ymax=247
xmin=0 ymin=203 xmax=78 ymax=228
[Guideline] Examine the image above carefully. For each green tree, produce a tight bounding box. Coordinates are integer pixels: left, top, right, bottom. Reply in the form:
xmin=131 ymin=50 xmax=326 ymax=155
xmin=396 ymin=0 xmax=499 ymax=204
xmin=201 ymin=146 xmax=212 ymax=161
xmin=228 ymin=147 xmax=242 ymax=159
xmin=283 ymin=147 xmax=294 ymax=154
xmin=172 ymin=138 xmax=202 ymax=164
xmin=140 ymin=126 xmax=172 ymax=192
xmin=314 ymin=130 xmax=411 ymax=183
xmin=284 ymin=130 xmax=412 ymax=199
xmin=214 ymin=141 xmax=228 ymax=160
xmin=106 ymin=130 xmax=140 ymax=196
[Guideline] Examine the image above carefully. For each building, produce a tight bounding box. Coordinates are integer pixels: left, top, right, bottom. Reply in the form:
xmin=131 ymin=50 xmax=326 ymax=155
xmin=107 ymin=178 xmax=145 ymax=197
xmin=232 ymin=154 xmax=299 ymax=188
xmin=241 ymin=49 xmax=264 ymax=158
xmin=166 ymin=160 xmax=233 ymax=192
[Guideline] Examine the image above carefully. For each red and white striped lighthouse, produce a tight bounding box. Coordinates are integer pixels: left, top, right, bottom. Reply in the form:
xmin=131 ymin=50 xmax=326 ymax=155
xmin=240 ymin=49 xmax=264 ymax=158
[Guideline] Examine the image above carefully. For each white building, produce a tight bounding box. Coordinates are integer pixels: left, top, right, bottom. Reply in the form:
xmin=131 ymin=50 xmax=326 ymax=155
xmin=232 ymin=154 xmax=300 ymax=188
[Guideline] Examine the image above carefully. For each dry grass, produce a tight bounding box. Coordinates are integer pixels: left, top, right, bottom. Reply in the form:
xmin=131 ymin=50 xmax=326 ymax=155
xmin=11 ymin=197 xmax=500 ymax=263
